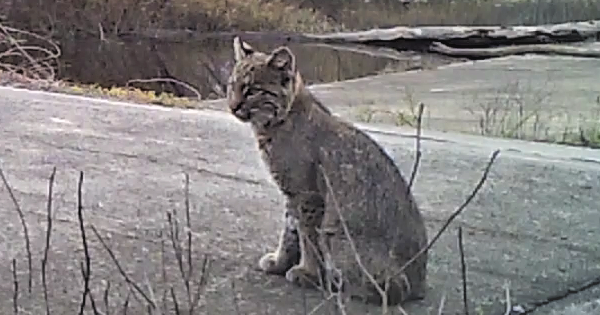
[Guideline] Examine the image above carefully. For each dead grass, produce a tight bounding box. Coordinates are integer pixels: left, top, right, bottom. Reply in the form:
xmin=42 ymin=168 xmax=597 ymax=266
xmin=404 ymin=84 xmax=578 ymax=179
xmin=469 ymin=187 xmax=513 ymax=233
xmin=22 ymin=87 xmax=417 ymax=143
xmin=462 ymin=79 xmax=600 ymax=148
xmin=0 ymin=70 xmax=202 ymax=108
xmin=355 ymin=79 xmax=600 ymax=149
xmin=4 ymin=0 xmax=338 ymax=38
xmin=329 ymin=0 xmax=600 ymax=30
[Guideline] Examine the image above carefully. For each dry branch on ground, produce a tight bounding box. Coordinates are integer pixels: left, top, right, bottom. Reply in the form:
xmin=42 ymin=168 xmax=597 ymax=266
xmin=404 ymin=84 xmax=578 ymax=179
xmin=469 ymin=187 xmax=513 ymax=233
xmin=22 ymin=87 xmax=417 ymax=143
xmin=0 ymin=23 xmax=61 ymax=82
xmin=429 ymin=41 xmax=600 ymax=59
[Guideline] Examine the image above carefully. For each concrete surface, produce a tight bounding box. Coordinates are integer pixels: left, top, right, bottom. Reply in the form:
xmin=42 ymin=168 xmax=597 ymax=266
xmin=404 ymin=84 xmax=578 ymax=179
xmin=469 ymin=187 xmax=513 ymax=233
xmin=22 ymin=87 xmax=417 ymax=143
xmin=0 ymin=57 xmax=600 ymax=315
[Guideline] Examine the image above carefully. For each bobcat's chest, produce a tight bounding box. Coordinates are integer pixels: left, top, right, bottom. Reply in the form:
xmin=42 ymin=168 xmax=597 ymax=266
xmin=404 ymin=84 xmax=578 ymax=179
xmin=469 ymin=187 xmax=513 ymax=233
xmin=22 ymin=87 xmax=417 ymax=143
xmin=257 ymin=134 xmax=316 ymax=197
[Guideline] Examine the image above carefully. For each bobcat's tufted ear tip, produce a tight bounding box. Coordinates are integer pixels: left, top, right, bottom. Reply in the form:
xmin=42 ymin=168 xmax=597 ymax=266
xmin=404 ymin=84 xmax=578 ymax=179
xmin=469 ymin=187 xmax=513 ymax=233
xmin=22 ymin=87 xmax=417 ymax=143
xmin=268 ymin=46 xmax=296 ymax=72
xmin=233 ymin=36 xmax=255 ymax=61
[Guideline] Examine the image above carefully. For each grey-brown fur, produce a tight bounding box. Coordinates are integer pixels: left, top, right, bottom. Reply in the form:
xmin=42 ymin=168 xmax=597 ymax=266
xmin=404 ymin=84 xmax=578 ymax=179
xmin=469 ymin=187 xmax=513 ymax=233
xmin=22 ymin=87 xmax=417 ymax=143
xmin=226 ymin=37 xmax=428 ymax=306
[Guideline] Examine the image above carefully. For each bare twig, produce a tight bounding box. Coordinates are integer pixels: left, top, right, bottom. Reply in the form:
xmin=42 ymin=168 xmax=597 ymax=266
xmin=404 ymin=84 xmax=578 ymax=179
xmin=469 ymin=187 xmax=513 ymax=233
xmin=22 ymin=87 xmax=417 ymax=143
xmin=0 ymin=23 xmax=61 ymax=81
xmin=184 ymin=173 xmax=193 ymax=309
xmin=160 ymin=236 xmax=169 ymax=314
xmin=41 ymin=166 xmax=57 ymax=315
xmin=190 ymin=256 xmax=210 ymax=314
xmin=77 ymin=171 xmax=99 ymax=315
xmin=437 ymin=292 xmax=447 ymax=315
xmin=407 ymin=102 xmax=425 ymax=192
xmin=161 ymin=287 xmax=169 ymax=315
xmin=123 ymin=291 xmax=131 ymax=315
xmin=142 ymin=268 xmax=158 ymax=313
xmin=103 ymin=280 xmax=111 ymax=315
xmin=170 ymin=287 xmax=180 ymax=315
xmin=319 ymin=166 xmax=390 ymax=313
xmin=79 ymin=261 xmax=101 ymax=315
xmin=126 ymin=78 xmax=202 ymax=100
xmin=503 ymin=281 xmax=512 ymax=315
xmin=458 ymin=226 xmax=469 ymax=315
xmin=11 ymin=258 xmax=18 ymax=314
xmin=231 ymin=280 xmax=242 ymax=315
xmin=167 ymin=207 xmax=195 ymax=312
xmin=91 ymin=225 xmax=157 ymax=309
xmin=0 ymin=166 xmax=33 ymax=294
xmin=392 ymin=149 xmax=501 ymax=279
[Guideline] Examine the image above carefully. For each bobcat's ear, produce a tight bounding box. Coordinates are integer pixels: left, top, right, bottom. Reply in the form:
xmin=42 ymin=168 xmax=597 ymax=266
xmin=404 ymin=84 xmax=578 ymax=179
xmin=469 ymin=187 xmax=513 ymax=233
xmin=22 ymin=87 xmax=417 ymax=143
xmin=267 ymin=46 xmax=296 ymax=72
xmin=233 ymin=37 xmax=255 ymax=61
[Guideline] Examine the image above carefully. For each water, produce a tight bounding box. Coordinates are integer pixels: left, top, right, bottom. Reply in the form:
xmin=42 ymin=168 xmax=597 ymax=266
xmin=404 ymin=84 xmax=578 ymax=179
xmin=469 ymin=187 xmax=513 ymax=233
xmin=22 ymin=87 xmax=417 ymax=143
xmin=55 ymin=37 xmax=435 ymax=99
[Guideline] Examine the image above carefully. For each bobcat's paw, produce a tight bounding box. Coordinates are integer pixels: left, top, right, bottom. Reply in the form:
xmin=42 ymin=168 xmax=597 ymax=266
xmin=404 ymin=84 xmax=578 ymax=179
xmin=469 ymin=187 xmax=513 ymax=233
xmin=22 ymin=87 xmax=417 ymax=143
xmin=259 ymin=252 xmax=290 ymax=275
xmin=285 ymin=265 xmax=321 ymax=288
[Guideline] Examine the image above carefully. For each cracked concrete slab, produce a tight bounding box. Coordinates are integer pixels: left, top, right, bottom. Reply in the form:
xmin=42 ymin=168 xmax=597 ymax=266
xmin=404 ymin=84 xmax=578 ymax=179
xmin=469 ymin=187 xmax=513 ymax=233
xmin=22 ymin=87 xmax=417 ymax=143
xmin=0 ymin=65 xmax=599 ymax=315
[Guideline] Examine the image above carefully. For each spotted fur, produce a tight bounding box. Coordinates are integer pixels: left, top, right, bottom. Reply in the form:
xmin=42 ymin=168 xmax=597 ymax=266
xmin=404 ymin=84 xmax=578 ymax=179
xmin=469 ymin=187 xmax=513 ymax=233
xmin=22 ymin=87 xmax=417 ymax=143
xmin=227 ymin=37 xmax=429 ymax=306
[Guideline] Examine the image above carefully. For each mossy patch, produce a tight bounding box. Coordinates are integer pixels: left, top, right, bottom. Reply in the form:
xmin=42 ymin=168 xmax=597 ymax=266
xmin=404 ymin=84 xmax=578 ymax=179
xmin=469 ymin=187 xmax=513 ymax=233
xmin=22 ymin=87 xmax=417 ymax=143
xmin=0 ymin=71 xmax=201 ymax=108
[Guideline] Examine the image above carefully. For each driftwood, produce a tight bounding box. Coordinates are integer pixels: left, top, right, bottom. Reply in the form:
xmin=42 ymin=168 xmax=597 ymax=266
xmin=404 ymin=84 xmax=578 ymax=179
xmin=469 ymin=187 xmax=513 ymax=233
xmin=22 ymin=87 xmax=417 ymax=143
xmin=429 ymin=41 xmax=600 ymax=59
xmin=303 ymin=20 xmax=600 ymax=46
xmin=302 ymin=20 xmax=600 ymax=59
xmin=119 ymin=20 xmax=600 ymax=60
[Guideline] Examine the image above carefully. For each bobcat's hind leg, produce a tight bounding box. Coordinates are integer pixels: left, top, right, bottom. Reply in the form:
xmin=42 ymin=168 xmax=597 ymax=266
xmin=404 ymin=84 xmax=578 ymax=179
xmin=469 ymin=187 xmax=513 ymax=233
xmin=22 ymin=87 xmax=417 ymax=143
xmin=259 ymin=209 xmax=300 ymax=275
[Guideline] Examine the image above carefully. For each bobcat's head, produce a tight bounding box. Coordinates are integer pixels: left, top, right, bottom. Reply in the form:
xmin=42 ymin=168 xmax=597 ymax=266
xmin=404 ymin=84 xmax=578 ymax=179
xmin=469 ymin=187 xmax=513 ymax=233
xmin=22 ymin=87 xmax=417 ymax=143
xmin=227 ymin=37 xmax=301 ymax=130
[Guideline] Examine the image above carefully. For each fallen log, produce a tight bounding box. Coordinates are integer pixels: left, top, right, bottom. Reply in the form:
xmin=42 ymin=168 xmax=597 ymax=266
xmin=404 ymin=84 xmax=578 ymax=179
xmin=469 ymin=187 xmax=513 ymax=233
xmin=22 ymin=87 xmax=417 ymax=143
xmin=117 ymin=20 xmax=600 ymax=60
xmin=301 ymin=20 xmax=600 ymax=59
xmin=429 ymin=41 xmax=600 ymax=59
xmin=302 ymin=20 xmax=600 ymax=49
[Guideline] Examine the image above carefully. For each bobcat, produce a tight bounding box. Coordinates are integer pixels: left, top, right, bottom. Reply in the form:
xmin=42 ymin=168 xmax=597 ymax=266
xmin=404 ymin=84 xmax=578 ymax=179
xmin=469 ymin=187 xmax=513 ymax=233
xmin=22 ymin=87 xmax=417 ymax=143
xmin=226 ymin=37 xmax=428 ymax=306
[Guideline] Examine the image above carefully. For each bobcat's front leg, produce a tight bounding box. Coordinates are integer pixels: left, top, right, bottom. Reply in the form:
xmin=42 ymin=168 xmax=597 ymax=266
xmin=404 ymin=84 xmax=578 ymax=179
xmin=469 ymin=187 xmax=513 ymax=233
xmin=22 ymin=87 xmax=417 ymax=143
xmin=259 ymin=208 xmax=301 ymax=275
xmin=284 ymin=192 xmax=326 ymax=288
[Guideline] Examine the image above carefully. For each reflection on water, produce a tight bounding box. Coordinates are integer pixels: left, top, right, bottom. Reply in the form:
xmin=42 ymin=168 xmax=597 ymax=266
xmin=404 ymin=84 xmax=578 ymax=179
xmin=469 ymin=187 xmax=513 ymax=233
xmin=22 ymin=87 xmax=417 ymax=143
xmin=56 ymin=37 xmax=427 ymax=99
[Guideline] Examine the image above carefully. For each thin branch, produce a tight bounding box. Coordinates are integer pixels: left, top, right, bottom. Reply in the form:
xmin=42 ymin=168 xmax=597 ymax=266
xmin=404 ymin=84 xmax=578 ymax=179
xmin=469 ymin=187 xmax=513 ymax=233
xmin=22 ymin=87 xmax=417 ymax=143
xmin=190 ymin=256 xmax=210 ymax=314
xmin=11 ymin=258 xmax=18 ymax=315
xmin=77 ymin=171 xmax=95 ymax=315
xmin=122 ymin=291 xmax=131 ymax=315
xmin=103 ymin=280 xmax=111 ymax=315
xmin=160 ymin=236 xmax=169 ymax=314
xmin=231 ymin=280 xmax=242 ymax=315
xmin=0 ymin=165 xmax=33 ymax=294
xmin=458 ymin=226 xmax=469 ymax=315
xmin=407 ymin=102 xmax=425 ymax=193
xmin=392 ymin=149 xmax=501 ymax=279
xmin=41 ymin=166 xmax=57 ymax=315
xmin=437 ymin=292 xmax=447 ymax=315
xmin=90 ymin=225 xmax=157 ymax=309
xmin=503 ymin=281 xmax=512 ymax=315
xmin=319 ymin=165 xmax=390 ymax=313
xmin=161 ymin=287 xmax=169 ymax=315
xmin=184 ymin=173 xmax=193 ymax=309
xmin=79 ymin=261 xmax=101 ymax=315
xmin=167 ymin=209 xmax=190 ymax=310
xmin=0 ymin=23 xmax=61 ymax=81
xmin=142 ymin=268 xmax=158 ymax=313
xmin=170 ymin=287 xmax=180 ymax=315
xmin=126 ymin=78 xmax=202 ymax=100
